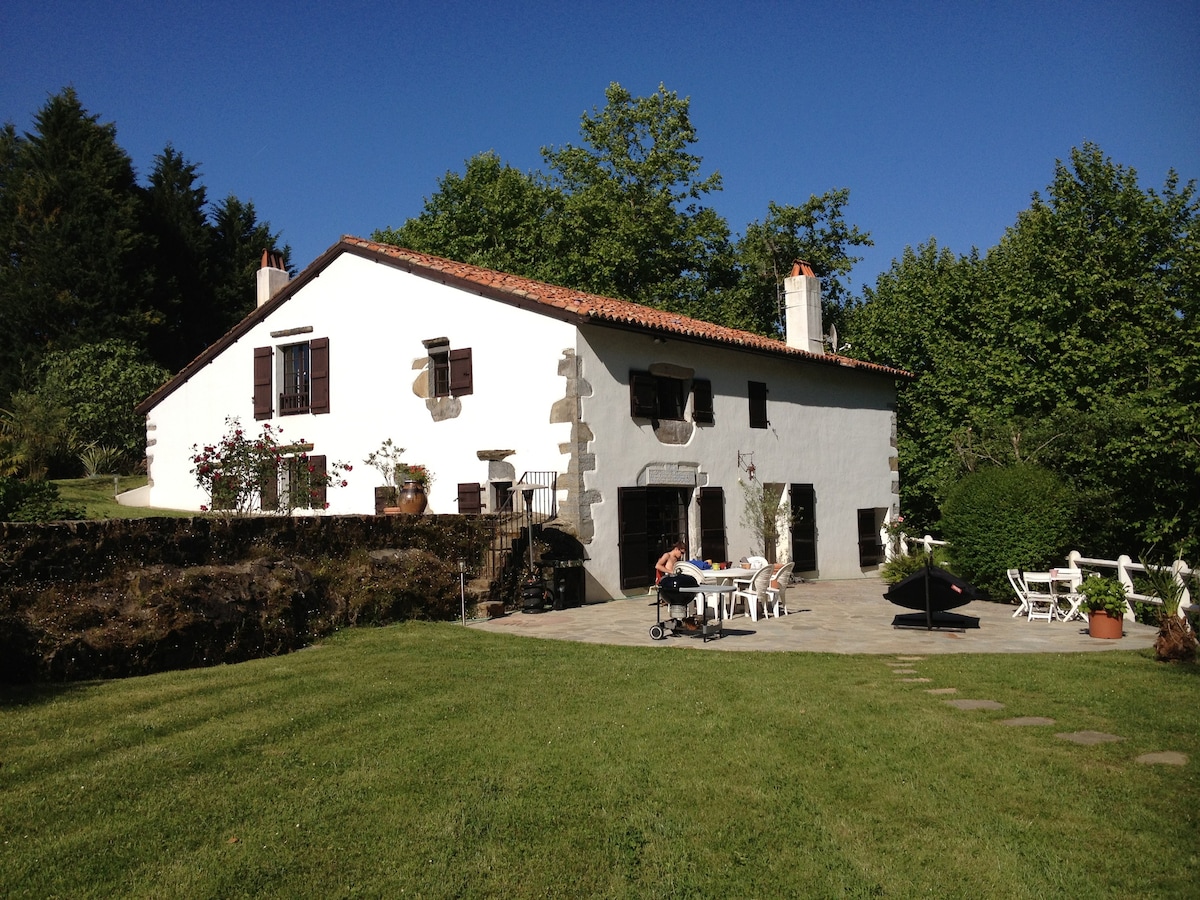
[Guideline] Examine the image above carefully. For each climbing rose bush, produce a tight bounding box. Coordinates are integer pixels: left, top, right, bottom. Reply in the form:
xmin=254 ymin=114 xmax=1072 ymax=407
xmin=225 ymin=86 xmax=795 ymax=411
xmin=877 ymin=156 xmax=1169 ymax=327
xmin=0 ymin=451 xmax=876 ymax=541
xmin=191 ymin=417 xmax=350 ymax=516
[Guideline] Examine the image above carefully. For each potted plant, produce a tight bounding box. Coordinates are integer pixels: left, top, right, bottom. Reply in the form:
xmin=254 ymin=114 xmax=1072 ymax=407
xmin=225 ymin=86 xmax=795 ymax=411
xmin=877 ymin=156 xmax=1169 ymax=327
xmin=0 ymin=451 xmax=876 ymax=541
xmin=1077 ymin=575 xmax=1128 ymax=639
xmin=364 ymin=439 xmax=407 ymax=514
xmin=394 ymin=461 xmax=435 ymax=514
xmin=1140 ymin=555 xmax=1197 ymax=663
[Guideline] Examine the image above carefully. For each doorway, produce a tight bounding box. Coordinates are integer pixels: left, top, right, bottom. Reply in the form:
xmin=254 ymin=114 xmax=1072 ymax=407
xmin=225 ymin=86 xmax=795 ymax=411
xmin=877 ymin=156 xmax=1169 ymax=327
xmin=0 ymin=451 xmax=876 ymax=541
xmin=617 ymin=486 xmax=689 ymax=589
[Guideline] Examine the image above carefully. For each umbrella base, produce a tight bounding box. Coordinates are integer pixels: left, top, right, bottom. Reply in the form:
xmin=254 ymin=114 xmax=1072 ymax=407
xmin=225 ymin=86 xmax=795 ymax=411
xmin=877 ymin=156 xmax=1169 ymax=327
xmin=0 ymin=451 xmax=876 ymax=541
xmin=892 ymin=610 xmax=980 ymax=632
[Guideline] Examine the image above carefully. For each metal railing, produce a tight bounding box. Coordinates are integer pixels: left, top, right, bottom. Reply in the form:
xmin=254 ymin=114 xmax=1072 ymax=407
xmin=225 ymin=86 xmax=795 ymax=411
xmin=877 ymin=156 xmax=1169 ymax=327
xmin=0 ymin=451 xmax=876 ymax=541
xmin=481 ymin=472 xmax=559 ymax=594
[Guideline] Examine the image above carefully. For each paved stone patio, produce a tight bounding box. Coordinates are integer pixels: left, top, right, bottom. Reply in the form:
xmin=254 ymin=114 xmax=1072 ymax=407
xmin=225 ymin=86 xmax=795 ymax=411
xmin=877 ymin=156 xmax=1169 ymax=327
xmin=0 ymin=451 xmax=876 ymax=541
xmin=468 ymin=576 xmax=1158 ymax=655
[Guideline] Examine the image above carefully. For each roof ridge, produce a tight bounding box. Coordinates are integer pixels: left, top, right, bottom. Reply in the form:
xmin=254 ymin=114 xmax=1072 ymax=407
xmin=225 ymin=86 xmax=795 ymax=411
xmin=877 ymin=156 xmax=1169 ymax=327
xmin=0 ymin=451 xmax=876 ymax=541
xmin=339 ymin=236 xmax=908 ymax=377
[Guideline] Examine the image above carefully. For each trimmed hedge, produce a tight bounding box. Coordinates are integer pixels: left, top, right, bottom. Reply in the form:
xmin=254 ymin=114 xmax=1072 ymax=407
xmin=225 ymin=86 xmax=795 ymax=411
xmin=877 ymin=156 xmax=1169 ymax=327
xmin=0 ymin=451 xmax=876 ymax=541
xmin=940 ymin=465 xmax=1076 ymax=598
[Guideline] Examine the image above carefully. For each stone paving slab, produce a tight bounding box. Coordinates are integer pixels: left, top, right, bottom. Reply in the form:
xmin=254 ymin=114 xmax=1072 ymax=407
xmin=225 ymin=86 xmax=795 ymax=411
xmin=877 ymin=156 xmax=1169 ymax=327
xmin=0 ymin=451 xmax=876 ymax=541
xmin=468 ymin=577 xmax=1159 ymax=655
xmin=1055 ymin=730 xmax=1125 ymax=745
xmin=944 ymin=699 xmax=1005 ymax=710
xmin=1136 ymin=751 xmax=1188 ymax=766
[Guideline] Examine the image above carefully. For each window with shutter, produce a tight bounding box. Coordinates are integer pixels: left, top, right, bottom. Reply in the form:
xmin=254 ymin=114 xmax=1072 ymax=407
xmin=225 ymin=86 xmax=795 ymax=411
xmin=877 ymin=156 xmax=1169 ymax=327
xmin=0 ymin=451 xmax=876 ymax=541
xmin=629 ymin=371 xmax=687 ymax=421
xmin=748 ymin=381 xmax=768 ymax=429
xmin=253 ymin=347 xmax=273 ymax=419
xmin=280 ymin=342 xmax=311 ymax=414
xmin=692 ymin=379 xmax=714 ymax=425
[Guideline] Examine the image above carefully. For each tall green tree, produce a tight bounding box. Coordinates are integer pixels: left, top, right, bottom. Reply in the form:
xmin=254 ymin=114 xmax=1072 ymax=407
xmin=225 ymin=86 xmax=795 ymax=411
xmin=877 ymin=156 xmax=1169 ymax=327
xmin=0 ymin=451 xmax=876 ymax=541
xmin=0 ymin=88 xmax=151 ymax=399
xmin=376 ymin=151 xmax=556 ymax=278
xmin=374 ymin=82 xmax=869 ymax=333
xmin=141 ymin=145 xmax=214 ymax=370
xmin=721 ymin=191 xmax=874 ymax=338
xmin=845 ymin=144 xmax=1200 ymax=558
xmin=540 ymin=82 xmax=735 ymax=311
xmin=208 ymin=195 xmax=289 ymax=339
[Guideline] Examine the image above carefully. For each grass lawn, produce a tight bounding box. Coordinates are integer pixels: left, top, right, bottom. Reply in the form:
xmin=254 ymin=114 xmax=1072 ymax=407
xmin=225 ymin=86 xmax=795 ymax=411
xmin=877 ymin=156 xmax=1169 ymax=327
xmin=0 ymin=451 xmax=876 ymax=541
xmin=2 ymin=625 xmax=1197 ymax=897
xmin=52 ymin=476 xmax=194 ymax=519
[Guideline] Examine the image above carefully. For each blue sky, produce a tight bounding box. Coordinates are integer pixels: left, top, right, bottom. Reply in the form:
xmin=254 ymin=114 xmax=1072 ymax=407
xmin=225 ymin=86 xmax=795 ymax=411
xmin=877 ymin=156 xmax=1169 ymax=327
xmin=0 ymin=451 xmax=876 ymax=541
xmin=3 ymin=0 xmax=1197 ymax=295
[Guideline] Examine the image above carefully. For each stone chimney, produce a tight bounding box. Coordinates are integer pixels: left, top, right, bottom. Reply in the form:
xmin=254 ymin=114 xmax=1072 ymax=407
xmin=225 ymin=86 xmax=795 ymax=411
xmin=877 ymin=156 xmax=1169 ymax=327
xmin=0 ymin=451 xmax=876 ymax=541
xmin=783 ymin=260 xmax=824 ymax=354
xmin=256 ymin=250 xmax=289 ymax=308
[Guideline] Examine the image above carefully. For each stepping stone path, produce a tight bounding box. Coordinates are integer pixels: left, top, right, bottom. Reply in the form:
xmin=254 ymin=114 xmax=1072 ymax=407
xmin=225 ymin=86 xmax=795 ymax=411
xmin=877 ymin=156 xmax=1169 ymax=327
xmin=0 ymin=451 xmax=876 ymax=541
xmin=945 ymin=699 xmax=1005 ymax=710
xmin=1056 ymin=730 xmax=1124 ymax=745
xmin=1136 ymin=751 xmax=1188 ymax=766
xmin=889 ymin=656 xmax=1185 ymax=769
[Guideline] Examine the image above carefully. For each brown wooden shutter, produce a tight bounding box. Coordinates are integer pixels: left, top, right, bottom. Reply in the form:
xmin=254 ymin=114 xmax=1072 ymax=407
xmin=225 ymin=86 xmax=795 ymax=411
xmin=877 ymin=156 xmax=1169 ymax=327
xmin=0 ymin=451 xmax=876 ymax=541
xmin=309 ymin=338 xmax=330 ymax=414
xmin=692 ymin=378 xmax=714 ymax=425
xmin=629 ymin=372 xmax=658 ymax=418
xmin=449 ymin=347 xmax=473 ymax=396
xmin=457 ymin=482 xmax=483 ymax=514
xmin=253 ymin=347 xmax=273 ymax=419
xmin=310 ymin=455 xmax=328 ymax=508
xmin=748 ymin=381 xmax=768 ymax=429
xmin=698 ymin=486 xmax=727 ymax=563
xmin=260 ymin=461 xmax=279 ymax=512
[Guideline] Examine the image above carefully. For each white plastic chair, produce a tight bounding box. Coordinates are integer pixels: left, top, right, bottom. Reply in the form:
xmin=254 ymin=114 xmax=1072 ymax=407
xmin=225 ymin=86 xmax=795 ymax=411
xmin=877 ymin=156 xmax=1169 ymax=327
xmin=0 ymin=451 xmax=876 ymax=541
xmin=765 ymin=562 xmax=795 ymax=617
xmin=746 ymin=556 xmax=769 ymax=569
xmin=732 ymin=564 xmax=773 ymax=621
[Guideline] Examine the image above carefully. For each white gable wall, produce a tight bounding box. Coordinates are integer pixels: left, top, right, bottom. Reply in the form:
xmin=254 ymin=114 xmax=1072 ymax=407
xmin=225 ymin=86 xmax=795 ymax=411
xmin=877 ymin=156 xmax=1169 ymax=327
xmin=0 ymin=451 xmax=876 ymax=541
xmin=144 ymin=253 xmax=576 ymax=514
xmin=576 ymin=325 xmax=897 ymax=596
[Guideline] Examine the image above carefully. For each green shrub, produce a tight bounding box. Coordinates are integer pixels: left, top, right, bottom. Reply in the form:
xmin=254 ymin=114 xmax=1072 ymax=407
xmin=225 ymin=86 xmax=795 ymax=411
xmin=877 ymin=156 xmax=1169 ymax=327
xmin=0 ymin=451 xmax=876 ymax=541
xmin=881 ymin=547 xmax=954 ymax=584
xmin=940 ymin=464 xmax=1075 ymax=598
xmin=0 ymin=476 xmax=84 ymax=522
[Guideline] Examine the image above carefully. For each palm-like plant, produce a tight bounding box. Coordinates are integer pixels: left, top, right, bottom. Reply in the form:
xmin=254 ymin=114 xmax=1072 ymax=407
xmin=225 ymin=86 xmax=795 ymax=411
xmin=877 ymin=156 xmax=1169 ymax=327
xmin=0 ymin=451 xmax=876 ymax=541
xmin=1141 ymin=555 xmax=1197 ymax=663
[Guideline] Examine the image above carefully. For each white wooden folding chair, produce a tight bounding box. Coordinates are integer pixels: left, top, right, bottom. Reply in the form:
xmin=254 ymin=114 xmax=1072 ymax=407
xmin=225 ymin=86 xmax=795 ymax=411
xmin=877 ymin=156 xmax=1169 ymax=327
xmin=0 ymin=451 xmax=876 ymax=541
xmin=1050 ymin=568 xmax=1086 ymax=622
xmin=1007 ymin=569 xmax=1029 ymax=617
xmin=1021 ymin=571 xmax=1058 ymax=623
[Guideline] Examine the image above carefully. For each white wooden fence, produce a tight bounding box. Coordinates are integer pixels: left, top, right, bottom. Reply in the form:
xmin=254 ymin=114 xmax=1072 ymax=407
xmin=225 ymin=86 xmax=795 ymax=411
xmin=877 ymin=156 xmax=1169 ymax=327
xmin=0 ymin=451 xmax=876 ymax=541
xmin=883 ymin=526 xmax=1194 ymax=622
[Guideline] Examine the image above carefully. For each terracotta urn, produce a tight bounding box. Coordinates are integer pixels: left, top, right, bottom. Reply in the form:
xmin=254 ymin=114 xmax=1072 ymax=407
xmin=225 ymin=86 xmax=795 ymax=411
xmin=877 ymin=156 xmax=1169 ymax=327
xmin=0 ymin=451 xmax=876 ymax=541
xmin=396 ymin=480 xmax=428 ymax=515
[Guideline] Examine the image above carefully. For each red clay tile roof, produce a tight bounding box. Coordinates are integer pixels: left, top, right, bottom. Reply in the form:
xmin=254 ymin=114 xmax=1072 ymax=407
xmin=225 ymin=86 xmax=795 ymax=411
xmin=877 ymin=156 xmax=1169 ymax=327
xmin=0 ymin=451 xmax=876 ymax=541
xmin=339 ymin=237 xmax=910 ymax=379
xmin=137 ymin=236 xmax=908 ymax=414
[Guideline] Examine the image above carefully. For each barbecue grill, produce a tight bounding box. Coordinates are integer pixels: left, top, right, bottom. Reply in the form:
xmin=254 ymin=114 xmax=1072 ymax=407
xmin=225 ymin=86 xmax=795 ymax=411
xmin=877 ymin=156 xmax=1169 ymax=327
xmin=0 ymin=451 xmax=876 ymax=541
xmin=650 ymin=573 xmax=722 ymax=641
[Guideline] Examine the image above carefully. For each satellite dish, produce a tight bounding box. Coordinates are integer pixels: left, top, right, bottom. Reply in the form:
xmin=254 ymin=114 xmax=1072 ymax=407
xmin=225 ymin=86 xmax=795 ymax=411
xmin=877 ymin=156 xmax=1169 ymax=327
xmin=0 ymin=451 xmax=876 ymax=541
xmin=826 ymin=324 xmax=838 ymax=352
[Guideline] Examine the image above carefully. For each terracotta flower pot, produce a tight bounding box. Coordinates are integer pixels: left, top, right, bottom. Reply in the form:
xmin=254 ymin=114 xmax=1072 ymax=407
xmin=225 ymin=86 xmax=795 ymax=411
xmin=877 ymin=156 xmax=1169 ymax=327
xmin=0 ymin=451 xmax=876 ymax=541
xmin=1088 ymin=609 xmax=1124 ymax=639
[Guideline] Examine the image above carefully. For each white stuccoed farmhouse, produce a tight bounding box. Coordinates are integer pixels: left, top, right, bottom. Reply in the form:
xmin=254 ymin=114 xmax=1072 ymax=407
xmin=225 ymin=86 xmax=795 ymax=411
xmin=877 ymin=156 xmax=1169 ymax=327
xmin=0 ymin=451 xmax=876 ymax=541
xmin=133 ymin=237 xmax=909 ymax=601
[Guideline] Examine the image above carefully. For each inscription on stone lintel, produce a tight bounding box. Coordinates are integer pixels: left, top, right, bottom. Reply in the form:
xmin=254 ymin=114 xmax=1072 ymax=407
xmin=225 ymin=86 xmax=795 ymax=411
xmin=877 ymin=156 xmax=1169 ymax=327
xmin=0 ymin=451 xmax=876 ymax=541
xmin=640 ymin=466 xmax=697 ymax=487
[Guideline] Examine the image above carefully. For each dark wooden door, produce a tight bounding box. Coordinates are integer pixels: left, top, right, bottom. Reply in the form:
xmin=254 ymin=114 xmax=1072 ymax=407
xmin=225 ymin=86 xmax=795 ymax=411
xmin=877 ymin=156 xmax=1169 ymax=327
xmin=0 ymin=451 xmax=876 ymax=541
xmin=790 ymin=483 xmax=817 ymax=571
